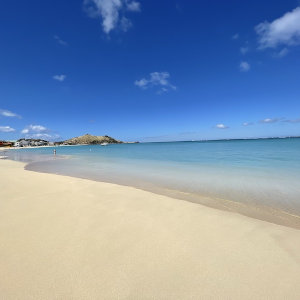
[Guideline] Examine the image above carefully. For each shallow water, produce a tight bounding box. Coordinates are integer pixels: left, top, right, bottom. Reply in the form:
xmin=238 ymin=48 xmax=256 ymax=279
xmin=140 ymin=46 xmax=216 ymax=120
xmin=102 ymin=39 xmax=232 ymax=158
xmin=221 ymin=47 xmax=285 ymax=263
xmin=6 ymin=138 xmax=300 ymax=227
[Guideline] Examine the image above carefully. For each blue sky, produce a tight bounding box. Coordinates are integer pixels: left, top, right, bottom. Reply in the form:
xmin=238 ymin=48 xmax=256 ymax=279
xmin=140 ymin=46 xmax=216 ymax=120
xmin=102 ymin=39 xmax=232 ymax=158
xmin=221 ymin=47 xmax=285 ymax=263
xmin=1 ymin=0 xmax=300 ymax=142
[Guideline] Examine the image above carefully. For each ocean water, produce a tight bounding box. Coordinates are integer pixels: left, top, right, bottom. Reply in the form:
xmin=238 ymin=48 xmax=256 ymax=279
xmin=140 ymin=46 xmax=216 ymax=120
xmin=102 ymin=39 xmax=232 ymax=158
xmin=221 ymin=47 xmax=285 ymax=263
xmin=6 ymin=138 xmax=300 ymax=227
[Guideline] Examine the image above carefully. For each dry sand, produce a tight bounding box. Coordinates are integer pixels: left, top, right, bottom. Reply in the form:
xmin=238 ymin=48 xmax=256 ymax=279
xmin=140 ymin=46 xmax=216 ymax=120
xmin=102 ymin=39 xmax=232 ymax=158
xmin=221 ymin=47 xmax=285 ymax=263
xmin=0 ymin=159 xmax=300 ymax=299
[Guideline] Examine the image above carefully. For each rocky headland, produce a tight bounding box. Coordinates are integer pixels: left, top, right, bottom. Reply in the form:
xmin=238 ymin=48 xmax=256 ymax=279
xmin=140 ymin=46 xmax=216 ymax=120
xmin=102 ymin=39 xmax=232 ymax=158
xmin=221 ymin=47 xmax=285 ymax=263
xmin=60 ymin=134 xmax=123 ymax=145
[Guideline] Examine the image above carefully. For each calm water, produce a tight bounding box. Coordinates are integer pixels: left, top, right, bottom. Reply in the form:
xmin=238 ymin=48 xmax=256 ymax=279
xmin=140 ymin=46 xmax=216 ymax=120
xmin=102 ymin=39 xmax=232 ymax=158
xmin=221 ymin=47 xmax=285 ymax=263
xmin=6 ymin=138 xmax=300 ymax=225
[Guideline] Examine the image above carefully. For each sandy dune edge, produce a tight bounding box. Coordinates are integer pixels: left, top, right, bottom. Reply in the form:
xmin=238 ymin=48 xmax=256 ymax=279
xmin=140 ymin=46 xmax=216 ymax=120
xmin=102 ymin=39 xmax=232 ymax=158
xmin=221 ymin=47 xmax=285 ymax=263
xmin=0 ymin=159 xmax=300 ymax=299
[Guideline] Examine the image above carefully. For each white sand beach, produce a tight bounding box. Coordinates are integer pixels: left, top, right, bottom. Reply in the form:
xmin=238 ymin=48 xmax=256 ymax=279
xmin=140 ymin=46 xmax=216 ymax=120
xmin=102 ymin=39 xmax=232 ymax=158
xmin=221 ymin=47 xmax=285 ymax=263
xmin=1 ymin=159 xmax=300 ymax=299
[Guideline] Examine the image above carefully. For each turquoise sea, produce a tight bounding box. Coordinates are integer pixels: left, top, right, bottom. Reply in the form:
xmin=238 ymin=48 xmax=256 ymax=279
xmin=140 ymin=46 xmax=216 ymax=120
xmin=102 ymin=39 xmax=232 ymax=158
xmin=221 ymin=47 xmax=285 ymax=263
xmin=6 ymin=138 xmax=300 ymax=227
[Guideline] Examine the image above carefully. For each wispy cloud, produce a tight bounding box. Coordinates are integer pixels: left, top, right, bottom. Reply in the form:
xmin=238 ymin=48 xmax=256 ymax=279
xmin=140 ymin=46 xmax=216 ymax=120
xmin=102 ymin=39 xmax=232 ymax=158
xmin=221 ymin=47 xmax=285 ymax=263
xmin=84 ymin=0 xmax=141 ymax=34
xmin=215 ymin=124 xmax=229 ymax=129
xmin=0 ymin=109 xmax=21 ymax=118
xmin=54 ymin=35 xmax=68 ymax=46
xmin=239 ymin=61 xmax=250 ymax=72
xmin=21 ymin=125 xmax=47 ymax=134
xmin=0 ymin=126 xmax=15 ymax=132
xmin=240 ymin=46 xmax=249 ymax=54
xmin=274 ymin=47 xmax=289 ymax=58
xmin=135 ymin=72 xmax=177 ymax=94
xmin=243 ymin=118 xmax=300 ymax=125
xmin=255 ymin=6 xmax=300 ymax=50
xmin=53 ymin=74 xmax=66 ymax=82
xmin=28 ymin=133 xmax=60 ymax=140
xmin=126 ymin=0 xmax=140 ymax=12
xmin=283 ymin=118 xmax=300 ymax=123
xmin=232 ymin=33 xmax=239 ymax=40
xmin=243 ymin=122 xmax=254 ymax=126
xmin=21 ymin=125 xmax=60 ymax=140
xmin=260 ymin=118 xmax=281 ymax=124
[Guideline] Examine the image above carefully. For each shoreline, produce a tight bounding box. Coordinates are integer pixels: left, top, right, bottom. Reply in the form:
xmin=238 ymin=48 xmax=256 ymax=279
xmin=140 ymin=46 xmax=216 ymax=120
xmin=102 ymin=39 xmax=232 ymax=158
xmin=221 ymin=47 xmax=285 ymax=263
xmin=23 ymin=157 xmax=300 ymax=229
xmin=3 ymin=147 xmax=300 ymax=228
xmin=3 ymin=150 xmax=300 ymax=229
xmin=1 ymin=159 xmax=300 ymax=299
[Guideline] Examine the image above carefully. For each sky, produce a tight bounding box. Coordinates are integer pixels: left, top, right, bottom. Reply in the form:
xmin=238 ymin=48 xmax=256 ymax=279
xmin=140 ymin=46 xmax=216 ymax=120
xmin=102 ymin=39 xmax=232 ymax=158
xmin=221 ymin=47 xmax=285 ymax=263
xmin=1 ymin=0 xmax=300 ymax=142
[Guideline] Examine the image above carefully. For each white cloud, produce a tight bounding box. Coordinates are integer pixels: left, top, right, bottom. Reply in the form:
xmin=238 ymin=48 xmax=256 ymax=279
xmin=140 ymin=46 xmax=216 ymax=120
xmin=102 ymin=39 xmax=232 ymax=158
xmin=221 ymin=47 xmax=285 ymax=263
xmin=53 ymin=74 xmax=66 ymax=82
xmin=29 ymin=133 xmax=60 ymax=140
xmin=0 ymin=126 xmax=15 ymax=132
xmin=260 ymin=118 xmax=280 ymax=124
xmin=232 ymin=33 xmax=239 ymax=40
xmin=134 ymin=78 xmax=148 ymax=88
xmin=126 ymin=0 xmax=140 ymax=12
xmin=240 ymin=46 xmax=249 ymax=54
xmin=84 ymin=0 xmax=141 ymax=34
xmin=275 ymin=47 xmax=289 ymax=57
xmin=120 ymin=16 xmax=132 ymax=31
xmin=0 ymin=109 xmax=21 ymax=118
xmin=135 ymin=72 xmax=177 ymax=93
xmin=21 ymin=125 xmax=60 ymax=140
xmin=255 ymin=7 xmax=300 ymax=49
xmin=243 ymin=122 xmax=254 ymax=126
xmin=215 ymin=124 xmax=229 ymax=129
xmin=239 ymin=61 xmax=250 ymax=72
xmin=21 ymin=125 xmax=47 ymax=134
xmin=54 ymin=35 xmax=68 ymax=46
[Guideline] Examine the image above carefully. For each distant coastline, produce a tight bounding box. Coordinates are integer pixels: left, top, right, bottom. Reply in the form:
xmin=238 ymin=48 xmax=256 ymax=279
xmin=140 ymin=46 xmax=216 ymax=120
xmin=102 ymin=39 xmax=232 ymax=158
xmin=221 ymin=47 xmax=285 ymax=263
xmin=1 ymin=135 xmax=299 ymax=149
xmin=0 ymin=134 xmax=139 ymax=149
xmin=142 ymin=136 xmax=300 ymax=143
